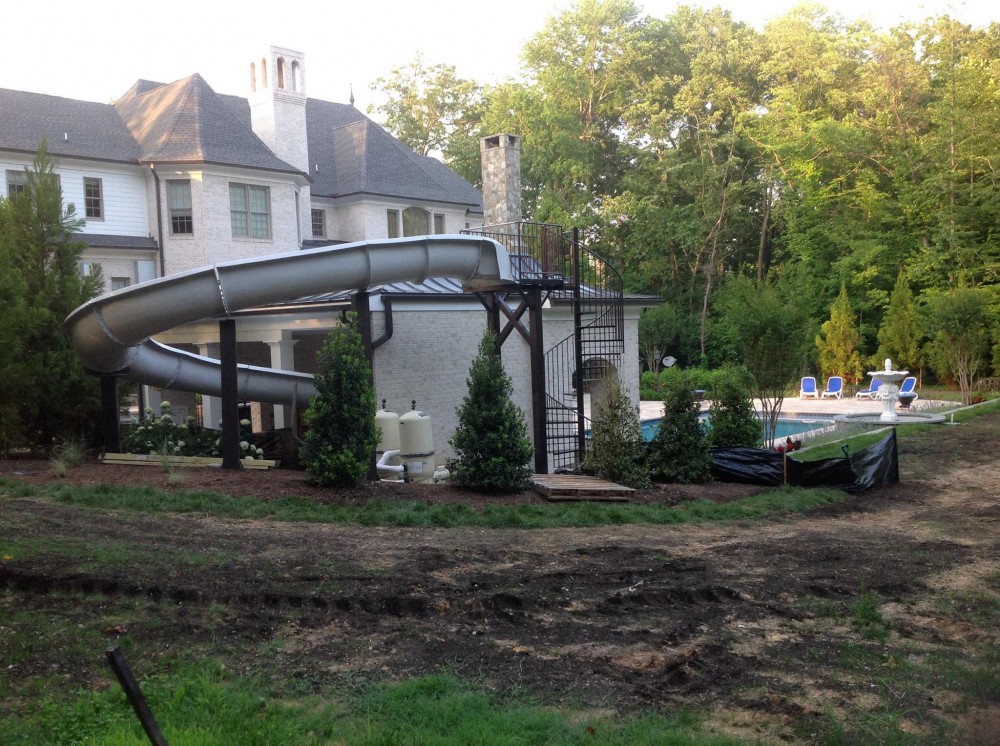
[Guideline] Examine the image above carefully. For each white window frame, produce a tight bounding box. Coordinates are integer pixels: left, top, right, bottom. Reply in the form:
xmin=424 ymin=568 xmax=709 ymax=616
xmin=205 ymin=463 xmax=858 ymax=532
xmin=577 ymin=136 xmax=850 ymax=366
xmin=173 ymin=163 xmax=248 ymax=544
xmin=311 ymin=208 xmax=326 ymax=238
xmin=167 ymin=180 xmax=193 ymax=235
xmin=230 ymin=183 xmax=271 ymax=239
xmin=84 ymin=177 xmax=103 ymax=220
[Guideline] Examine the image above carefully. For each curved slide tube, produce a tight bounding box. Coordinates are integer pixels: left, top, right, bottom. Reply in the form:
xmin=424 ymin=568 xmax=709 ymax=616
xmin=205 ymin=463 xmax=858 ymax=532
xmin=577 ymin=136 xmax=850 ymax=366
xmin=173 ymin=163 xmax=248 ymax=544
xmin=66 ymin=235 xmax=513 ymax=408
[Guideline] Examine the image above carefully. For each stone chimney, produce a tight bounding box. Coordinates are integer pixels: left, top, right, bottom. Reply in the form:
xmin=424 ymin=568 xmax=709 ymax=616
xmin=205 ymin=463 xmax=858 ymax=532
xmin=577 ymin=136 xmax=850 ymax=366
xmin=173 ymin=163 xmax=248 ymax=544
xmin=480 ymin=134 xmax=521 ymax=226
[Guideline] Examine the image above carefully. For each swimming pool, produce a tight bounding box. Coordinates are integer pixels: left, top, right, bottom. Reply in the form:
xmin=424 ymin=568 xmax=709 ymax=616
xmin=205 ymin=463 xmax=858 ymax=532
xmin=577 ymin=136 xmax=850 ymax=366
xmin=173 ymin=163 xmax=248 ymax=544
xmin=640 ymin=415 xmax=835 ymax=442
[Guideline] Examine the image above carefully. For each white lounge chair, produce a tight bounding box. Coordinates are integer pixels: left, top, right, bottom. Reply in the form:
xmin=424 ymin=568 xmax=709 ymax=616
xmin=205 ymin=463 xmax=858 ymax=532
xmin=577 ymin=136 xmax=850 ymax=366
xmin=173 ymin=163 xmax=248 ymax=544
xmin=800 ymin=376 xmax=819 ymax=399
xmin=821 ymin=376 xmax=844 ymax=399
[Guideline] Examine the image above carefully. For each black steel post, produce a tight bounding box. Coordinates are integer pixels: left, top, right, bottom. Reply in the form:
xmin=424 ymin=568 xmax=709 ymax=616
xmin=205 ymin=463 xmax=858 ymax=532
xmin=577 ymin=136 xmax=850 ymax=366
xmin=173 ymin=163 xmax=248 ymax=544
xmin=219 ymin=319 xmax=241 ymax=470
xmin=571 ymin=227 xmax=586 ymax=463
xmin=106 ymin=646 xmax=169 ymax=746
xmin=100 ymin=374 xmax=122 ymax=454
xmin=351 ymin=292 xmax=380 ymax=481
xmin=528 ymin=287 xmax=547 ymax=474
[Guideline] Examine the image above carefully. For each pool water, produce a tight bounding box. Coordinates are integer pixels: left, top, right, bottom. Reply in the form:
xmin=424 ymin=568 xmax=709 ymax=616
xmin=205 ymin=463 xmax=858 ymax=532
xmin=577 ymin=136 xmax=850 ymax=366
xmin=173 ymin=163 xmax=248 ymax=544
xmin=640 ymin=415 xmax=834 ymax=442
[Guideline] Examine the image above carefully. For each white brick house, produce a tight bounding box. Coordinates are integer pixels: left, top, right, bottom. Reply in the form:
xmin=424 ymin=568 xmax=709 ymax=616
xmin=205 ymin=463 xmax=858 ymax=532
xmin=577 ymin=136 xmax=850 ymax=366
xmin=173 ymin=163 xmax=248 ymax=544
xmin=1 ymin=46 xmax=649 ymax=471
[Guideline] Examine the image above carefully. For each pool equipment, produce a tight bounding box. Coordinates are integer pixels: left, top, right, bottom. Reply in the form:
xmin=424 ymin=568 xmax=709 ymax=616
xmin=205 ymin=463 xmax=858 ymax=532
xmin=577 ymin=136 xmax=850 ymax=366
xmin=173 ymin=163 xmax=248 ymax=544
xmin=399 ymin=401 xmax=435 ymax=483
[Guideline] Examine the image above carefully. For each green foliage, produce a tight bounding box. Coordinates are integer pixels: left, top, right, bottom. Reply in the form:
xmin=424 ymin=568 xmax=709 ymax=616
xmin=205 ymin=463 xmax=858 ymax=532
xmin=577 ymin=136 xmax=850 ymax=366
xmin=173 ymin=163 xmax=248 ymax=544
xmin=708 ymin=367 xmax=761 ymax=448
xmin=123 ymin=400 xmax=228 ymax=458
xmin=449 ymin=331 xmax=533 ymax=494
xmin=877 ymin=268 xmax=922 ymax=371
xmin=2 ymin=474 xmax=848 ymax=529
xmin=583 ymin=373 xmax=651 ymax=488
xmin=648 ymin=371 xmax=712 ymax=484
xmin=925 ymin=284 xmax=993 ymax=405
xmin=715 ymin=274 xmax=811 ymax=444
xmin=816 ymin=283 xmax=863 ymax=383
xmin=301 ymin=321 xmax=379 ymax=487
xmin=369 ymin=53 xmax=483 ymax=179
xmin=640 ymin=366 xmax=716 ymax=401
xmin=0 ymin=141 xmax=102 ymax=451
xmin=638 ymin=302 xmax=681 ymax=373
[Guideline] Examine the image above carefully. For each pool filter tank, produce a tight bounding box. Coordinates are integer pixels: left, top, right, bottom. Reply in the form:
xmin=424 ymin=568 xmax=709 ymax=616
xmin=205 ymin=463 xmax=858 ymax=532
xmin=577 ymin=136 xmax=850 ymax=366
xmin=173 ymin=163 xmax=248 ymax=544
xmin=399 ymin=400 xmax=434 ymax=483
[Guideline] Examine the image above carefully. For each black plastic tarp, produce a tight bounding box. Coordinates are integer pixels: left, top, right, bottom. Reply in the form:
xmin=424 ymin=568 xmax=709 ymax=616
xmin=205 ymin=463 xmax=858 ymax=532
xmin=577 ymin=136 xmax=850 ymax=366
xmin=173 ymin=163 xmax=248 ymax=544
xmin=711 ymin=430 xmax=899 ymax=493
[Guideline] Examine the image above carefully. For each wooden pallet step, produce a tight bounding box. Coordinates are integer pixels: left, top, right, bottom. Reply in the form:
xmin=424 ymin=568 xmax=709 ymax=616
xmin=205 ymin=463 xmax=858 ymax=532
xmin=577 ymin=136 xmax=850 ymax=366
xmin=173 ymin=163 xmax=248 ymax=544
xmin=530 ymin=473 xmax=633 ymax=502
xmin=101 ymin=453 xmax=279 ymax=470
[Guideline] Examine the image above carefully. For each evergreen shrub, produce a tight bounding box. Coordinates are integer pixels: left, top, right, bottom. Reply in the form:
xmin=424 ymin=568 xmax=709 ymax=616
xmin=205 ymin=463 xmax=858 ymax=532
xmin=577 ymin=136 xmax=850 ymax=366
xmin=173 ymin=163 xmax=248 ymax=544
xmin=708 ymin=367 xmax=761 ymax=448
xmin=448 ymin=331 xmax=533 ymax=493
xmin=648 ymin=371 xmax=712 ymax=483
xmin=583 ymin=372 xmax=651 ymax=489
xmin=301 ymin=321 xmax=379 ymax=487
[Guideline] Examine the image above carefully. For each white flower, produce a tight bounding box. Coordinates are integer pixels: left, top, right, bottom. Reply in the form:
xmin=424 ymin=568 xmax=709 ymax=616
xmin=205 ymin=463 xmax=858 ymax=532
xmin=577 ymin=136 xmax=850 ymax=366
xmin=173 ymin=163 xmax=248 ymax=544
xmin=176 ymin=441 xmax=185 ymax=448
xmin=239 ymin=419 xmax=251 ymax=427
xmin=256 ymin=447 xmax=264 ymax=455
xmin=240 ymin=441 xmax=249 ymax=449
xmin=160 ymin=400 xmax=171 ymax=409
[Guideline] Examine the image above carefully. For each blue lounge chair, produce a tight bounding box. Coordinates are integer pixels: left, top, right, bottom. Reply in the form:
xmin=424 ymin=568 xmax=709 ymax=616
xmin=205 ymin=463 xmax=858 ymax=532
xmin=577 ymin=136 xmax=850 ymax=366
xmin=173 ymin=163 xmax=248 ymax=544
xmin=821 ymin=376 xmax=844 ymax=399
xmin=898 ymin=376 xmax=918 ymax=400
xmin=800 ymin=376 xmax=819 ymax=399
xmin=855 ymin=379 xmax=881 ymax=399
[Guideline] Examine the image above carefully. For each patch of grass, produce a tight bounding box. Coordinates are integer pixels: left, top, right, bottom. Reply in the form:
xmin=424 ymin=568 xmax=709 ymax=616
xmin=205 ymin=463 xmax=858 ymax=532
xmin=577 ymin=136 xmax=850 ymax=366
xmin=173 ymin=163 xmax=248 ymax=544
xmin=923 ymin=645 xmax=1000 ymax=705
xmin=852 ymin=583 xmax=891 ymax=643
xmin=4 ymin=480 xmax=850 ymax=529
xmin=0 ymin=666 xmax=744 ymax=746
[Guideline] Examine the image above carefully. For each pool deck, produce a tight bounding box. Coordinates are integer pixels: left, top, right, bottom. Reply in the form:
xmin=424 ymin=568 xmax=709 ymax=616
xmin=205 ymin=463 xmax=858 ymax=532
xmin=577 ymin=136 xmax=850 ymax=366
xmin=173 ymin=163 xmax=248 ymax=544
xmin=636 ymin=395 xmax=945 ymax=422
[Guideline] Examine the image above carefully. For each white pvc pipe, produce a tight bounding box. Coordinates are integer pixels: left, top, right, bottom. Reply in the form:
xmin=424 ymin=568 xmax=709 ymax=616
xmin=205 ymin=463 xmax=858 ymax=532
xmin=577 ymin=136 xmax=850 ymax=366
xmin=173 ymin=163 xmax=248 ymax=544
xmin=376 ymin=449 xmax=406 ymax=478
xmin=65 ymin=236 xmax=512 ymax=407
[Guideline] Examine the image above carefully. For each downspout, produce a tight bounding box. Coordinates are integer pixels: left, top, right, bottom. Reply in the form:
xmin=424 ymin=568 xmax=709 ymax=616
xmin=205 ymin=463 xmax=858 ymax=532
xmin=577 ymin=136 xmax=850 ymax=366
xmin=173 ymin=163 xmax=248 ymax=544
xmin=371 ymin=295 xmax=394 ymax=350
xmin=150 ymin=164 xmax=166 ymax=278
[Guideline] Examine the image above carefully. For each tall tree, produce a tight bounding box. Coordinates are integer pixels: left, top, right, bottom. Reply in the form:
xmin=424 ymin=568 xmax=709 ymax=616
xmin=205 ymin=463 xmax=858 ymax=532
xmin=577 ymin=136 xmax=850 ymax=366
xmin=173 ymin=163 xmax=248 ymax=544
xmin=0 ymin=141 xmax=102 ymax=449
xmin=715 ymin=273 xmax=811 ymax=444
xmin=925 ymin=283 xmax=992 ymax=405
xmin=815 ymin=283 xmax=863 ymax=382
xmin=369 ymin=54 xmax=482 ymax=166
xmin=877 ymin=267 xmax=922 ymax=371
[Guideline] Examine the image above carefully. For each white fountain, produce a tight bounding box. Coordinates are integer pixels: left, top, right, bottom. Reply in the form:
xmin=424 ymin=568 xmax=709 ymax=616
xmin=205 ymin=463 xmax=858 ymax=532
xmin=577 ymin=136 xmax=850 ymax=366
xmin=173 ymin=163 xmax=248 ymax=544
xmin=870 ymin=358 xmax=907 ymax=423
xmin=834 ymin=358 xmax=945 ymax=427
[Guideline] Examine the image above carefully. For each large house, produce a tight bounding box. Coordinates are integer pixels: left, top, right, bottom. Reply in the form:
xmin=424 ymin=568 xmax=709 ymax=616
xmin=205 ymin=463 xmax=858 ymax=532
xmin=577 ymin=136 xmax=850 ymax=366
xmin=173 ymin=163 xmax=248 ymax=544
xmin=1 ymin=46 xmax=648 ymax=472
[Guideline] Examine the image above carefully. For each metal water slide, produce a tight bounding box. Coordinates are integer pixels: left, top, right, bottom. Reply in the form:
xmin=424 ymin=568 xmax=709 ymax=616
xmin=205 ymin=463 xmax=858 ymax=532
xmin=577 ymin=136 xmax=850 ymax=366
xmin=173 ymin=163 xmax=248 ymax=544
xmin=65 ymin=236 xmax=513 ymax=407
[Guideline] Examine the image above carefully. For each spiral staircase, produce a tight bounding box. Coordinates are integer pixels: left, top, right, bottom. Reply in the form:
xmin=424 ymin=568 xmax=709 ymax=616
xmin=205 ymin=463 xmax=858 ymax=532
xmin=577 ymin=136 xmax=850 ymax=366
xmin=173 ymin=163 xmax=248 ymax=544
xmin=464 ymin=222 xmax=625 ymax=472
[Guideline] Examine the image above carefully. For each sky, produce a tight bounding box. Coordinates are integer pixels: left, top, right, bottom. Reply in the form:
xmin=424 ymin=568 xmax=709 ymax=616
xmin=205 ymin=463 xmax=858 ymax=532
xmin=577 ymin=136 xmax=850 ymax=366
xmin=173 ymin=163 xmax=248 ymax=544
xmin=3 ymin=0 xmax=996 ymax=114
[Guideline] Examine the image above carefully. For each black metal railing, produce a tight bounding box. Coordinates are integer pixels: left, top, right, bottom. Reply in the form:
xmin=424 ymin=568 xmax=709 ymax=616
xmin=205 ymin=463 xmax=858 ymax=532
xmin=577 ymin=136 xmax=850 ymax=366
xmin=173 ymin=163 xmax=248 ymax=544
xmin=465 ymin=223 xmax=625 ymax=472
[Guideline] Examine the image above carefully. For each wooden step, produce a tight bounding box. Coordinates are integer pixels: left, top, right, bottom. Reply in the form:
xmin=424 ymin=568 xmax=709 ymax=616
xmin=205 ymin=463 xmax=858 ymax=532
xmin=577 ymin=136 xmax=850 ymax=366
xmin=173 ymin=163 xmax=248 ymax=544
xmin=530 ymin=473 xmax=633 ymax=502
xmin=101 ymin=453 xmax=279 ymax=470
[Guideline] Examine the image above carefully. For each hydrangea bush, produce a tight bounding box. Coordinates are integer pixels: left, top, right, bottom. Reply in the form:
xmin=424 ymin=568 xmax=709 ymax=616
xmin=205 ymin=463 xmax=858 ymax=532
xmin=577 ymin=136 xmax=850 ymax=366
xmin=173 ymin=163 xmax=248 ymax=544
xmin=123 ymin=401 xmax=261 ymax=459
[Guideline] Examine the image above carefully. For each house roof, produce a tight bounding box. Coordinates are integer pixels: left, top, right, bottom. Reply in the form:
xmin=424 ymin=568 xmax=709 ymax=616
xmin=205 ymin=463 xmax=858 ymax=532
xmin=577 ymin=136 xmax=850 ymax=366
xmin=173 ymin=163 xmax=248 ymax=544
xmin=306 ymin=99 xmax=482 ymax=206
xmin=113 ymin=75 xmax=301 ymax=174
xmin=0 ymin=89 xmax=139 ymax=163
xmin=1 ymin=76 xmax=481 ymax=209
xmin=80 ymin=233 xmax=159 ymax=250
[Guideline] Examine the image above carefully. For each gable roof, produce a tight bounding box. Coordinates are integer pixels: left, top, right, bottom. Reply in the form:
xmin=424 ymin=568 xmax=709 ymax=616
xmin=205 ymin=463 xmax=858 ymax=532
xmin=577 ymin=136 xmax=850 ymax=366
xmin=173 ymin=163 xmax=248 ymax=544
xmin=113 ymin=75 xmax=301 ymax=174
xmin=0 ymin=89 xmax=139 ymax=163
xmin=307 ymin=99 xmax=482 ymax=207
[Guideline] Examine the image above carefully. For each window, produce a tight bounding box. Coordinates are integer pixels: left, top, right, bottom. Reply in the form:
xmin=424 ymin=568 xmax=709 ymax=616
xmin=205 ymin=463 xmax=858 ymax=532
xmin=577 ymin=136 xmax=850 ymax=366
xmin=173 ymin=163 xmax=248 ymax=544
xmin=167 ymin=180 xmax=193 ymax=235
xmin=311 ymin=209 xmax=326 ymax=238
xmin=433 ymin=213 xmax=445 ymax=234
xmin=402 ymin=206 xmax=429 ymax=236
xmin=230 ymin=184 xmax=270 ymax=238
xmin=386 ymin=209 xmax=400 ymax=238
xmin=111 ymin=277 xmax=131 ymax=291
xmin=6 ymin=170 xmax=26 ymax=196
xmin=84 ymin=177 xmax=103 ymax=219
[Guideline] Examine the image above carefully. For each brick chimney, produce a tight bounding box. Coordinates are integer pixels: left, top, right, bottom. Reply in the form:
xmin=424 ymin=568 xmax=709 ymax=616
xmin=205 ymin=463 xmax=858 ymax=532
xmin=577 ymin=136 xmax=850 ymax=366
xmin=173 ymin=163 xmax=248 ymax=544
xmin=480 ymin=134 xmax=521 ymax=226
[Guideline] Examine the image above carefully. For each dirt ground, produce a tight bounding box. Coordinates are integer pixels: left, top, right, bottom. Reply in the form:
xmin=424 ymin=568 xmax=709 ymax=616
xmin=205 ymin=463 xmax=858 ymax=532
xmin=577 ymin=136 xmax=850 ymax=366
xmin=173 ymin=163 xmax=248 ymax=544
xmin=2 ymin=413 xmax=999 ymax=743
